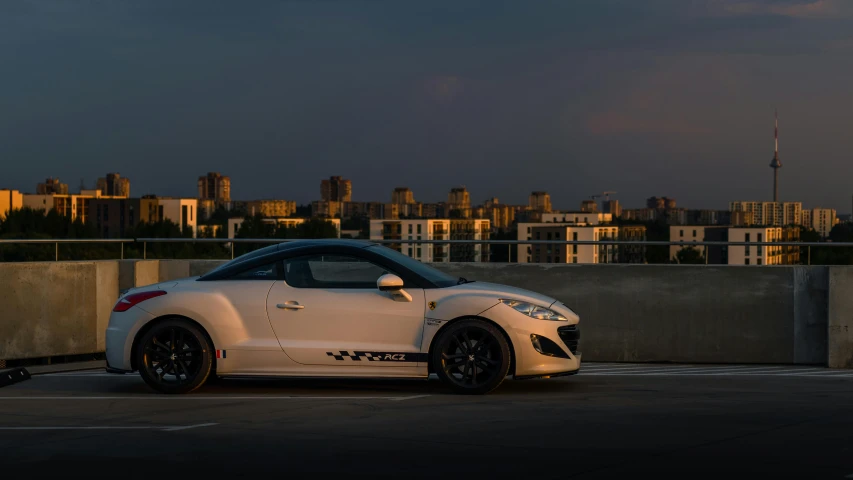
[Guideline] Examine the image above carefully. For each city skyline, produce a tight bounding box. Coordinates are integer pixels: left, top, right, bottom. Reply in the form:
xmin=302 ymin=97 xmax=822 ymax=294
xmin=2 ymin=1 xmax=853 ymax=212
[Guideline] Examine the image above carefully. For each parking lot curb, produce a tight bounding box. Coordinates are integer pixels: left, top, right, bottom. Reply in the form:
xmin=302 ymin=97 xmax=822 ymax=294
xmin=0 ymin=368 xmax=31 ymax=388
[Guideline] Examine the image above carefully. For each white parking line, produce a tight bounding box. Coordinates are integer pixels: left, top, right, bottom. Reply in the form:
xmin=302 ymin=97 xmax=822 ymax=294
xmin=0 ymin=423 xmax=218 ymax=432
xmin=0 ymin=395 xmax=430 ymax=401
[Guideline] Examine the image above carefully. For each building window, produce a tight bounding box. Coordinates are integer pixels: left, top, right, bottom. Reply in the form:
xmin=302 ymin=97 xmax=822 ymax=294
xmin=745 ymin=258 xmax=750 ymax=265
xmin=417 ymin=247 xmax=421 ymax=258
xmin=745 ymin=233 xmax=750 ymax=255
xmin=408 ymin=224 xmax=412 ymax=234
xmin=408 ymin=247 xmax=413 ymax=257
xmin=546 ymin=232 xmax=552 ymax=240
xmin=757 ymin=258 xmax=763 ymax=265
xmin=546 ymin=256 xmax=551 ymax=263
xmin=573 ymin=257 xmax=578 ymax=264
xmin=573 ymin=232 xmax=578 ymax=254
xmin=417 ymin=224 xmax=422 ymax=234
xmin=693 ymin=230 xmax=697 ymax=237
xmin=535 ymin=232 xmax=540 ymax=240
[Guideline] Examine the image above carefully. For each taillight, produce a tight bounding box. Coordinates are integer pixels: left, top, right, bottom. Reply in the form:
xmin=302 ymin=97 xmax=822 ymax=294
xmin=113 ymin=290 xmax=167 ymax=312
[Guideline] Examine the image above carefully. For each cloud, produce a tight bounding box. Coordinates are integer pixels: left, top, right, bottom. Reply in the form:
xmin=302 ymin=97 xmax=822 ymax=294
xmin=586 ymin=112 xmax=712 ymax=135
xmin=714 ymin=0 xmax=853 ymax=18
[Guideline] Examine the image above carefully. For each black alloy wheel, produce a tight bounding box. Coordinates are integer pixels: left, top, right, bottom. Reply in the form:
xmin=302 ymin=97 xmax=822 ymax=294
xmin=136 ymin=319 xmax=213 ymax=394
xmin=432 ymin=319 xmax=511 ymax=394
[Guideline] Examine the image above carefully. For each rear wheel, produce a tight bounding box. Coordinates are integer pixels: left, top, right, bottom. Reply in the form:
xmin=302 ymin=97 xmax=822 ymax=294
xmin=136 ymin=319 xmax=213 ymax=394
xmin=432 ymin=319 xmax=511 ymax=395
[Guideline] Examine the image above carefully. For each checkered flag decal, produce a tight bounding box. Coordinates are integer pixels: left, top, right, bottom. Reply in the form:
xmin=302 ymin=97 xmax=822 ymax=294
xmin=325 ymin=351 xmax=426 ymax=362
xmin=326 ymin=351 xmax=383 ymax=361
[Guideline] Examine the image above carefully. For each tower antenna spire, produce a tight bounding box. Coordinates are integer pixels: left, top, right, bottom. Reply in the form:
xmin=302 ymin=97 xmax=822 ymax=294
xmin=769 ymin=109 xmax=782 ymax=202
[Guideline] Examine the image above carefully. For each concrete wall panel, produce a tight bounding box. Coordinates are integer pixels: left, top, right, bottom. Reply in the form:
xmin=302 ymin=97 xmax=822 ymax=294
xmin=432 ymin=264 xmax=812 ymax=364
xmin=828 ymin=267 xmax=853 ymax=368
xmin=1 ymin=262 xmax=100 ymax=359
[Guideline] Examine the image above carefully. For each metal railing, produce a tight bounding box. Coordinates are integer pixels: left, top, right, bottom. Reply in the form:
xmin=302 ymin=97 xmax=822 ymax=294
xmin=0 ymin=238 xmax=134 ymax=261
xmin=0 ymin=237 xmax=849 ymax=265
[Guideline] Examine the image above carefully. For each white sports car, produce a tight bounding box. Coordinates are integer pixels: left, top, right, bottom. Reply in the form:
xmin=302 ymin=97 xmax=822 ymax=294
xmin=105 ymin=240 xmax=581 ymax=394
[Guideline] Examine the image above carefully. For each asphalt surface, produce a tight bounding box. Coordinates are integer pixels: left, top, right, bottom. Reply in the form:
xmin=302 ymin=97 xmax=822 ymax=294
xmin=1 ymin=363 xmax=853 ymax=479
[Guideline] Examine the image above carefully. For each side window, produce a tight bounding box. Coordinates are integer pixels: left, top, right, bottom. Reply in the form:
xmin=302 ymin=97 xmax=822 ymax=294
xmin=230 ymin=261 xmax=280 ymax=280
xmin=284 ymin=254 xmax=396 ymax=289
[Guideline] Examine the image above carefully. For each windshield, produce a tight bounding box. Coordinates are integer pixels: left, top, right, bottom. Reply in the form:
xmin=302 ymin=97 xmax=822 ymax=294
xmin=368 ymin=244 xmax=458 ymax=287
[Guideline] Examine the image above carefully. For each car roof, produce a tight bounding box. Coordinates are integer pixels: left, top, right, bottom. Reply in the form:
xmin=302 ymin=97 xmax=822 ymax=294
xmin=274 ymin=239 xmax=375 ymax=251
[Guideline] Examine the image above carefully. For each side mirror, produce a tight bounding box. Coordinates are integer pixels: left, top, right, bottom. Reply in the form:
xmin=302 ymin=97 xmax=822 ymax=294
xmin=377 ymin=273 xmax=404 ymax=291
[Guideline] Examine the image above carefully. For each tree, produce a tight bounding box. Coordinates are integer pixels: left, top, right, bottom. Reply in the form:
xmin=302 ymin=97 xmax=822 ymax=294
xmin=675 ymin=246 xmax=705 ymax=264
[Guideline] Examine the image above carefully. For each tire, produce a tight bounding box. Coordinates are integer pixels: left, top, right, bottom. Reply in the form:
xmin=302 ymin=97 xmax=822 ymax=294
xmin=431 ymin=319 xmax=511 ymax=395
xmin=136 ymin=319 xmax=214 ymax=394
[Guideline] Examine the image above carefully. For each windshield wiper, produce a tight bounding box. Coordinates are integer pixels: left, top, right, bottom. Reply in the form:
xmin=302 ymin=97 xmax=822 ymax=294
xmin=457 ymin=277 xmax=474 ymax=285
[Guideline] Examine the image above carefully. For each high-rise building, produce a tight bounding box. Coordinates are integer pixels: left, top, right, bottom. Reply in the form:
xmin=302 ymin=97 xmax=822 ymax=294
xmin=0 ymin=189 xmax=23 ymax=220
xmin=447 ymin=187 xmax=470 ymax=209
xmin=729 ymin=201 xmax=802 ymax=226
xmin=391 ymin=187 xmax=415 ymax=205
xmin=96 ymin=173 xmax=130 ymax=198
xmin=198 ymin=172 xmax=231 ymax=203
xmin=321 ymin=176 xmax=352 ymax=202
xmin=808 ymin=208 xmax=838 ymax=238
xmin=579 ymin=200 xmax=598 ymax=213
xmin=603 ymin=200 xmax=622 ymax=218
xmin=528 ymin=191 xmax=552 ymax=213
xmin=37 ymin=177 xmax=68 ymax=195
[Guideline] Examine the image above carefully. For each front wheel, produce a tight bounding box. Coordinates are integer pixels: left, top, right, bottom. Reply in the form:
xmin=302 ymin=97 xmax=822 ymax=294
xmin=136 ymin=319 xmax=213 ymax=394
xmin=431 ymin=319 xmax=511 ymax=395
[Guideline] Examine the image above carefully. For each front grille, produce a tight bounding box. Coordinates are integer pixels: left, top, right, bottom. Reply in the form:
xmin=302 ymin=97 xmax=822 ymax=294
xmin=557 ymin=325 xmax=580 ymax=355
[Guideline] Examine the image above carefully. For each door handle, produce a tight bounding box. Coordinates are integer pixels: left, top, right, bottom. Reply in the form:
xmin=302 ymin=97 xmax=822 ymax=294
xmin=277 ymin=302 xmax=305 ymax=310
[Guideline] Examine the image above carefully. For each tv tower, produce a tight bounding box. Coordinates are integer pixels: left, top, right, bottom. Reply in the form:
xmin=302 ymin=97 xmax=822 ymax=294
xmin=769 ymin=109 xmax=782 ymax=202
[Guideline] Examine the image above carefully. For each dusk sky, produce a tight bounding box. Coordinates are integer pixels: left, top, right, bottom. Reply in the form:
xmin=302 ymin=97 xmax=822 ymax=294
xmin=2 ymin=0 xmax=852 ymax=212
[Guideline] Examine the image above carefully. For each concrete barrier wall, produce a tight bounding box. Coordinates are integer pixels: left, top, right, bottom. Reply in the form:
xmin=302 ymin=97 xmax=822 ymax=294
xmin=0 ymin=261 xmax=118 ymax=360
xmin=2 ymin=259 xmax=849 ymax=367
xmin=828 ymin=267 xmax=853 ymax=368
xmin=435 ymin=264 xmax=829 ymax=365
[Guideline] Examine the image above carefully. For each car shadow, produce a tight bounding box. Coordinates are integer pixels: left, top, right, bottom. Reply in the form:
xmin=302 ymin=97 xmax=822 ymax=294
xmin=95 ymin=374 xmax=586 ymax=396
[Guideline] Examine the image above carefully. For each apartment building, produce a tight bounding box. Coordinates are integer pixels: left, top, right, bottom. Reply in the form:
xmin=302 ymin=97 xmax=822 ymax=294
xmin=727 ymin=227 xmax=800 ymax=265
xmin=0 ymin=189 xmax=23 ymax=220
xmin=228 ymin=217 xmax=341 ymax=239
xmin=369 ymin=219 xmax=490 ymax=263
xmin=96 ymin=173 xmax=130 ymax=198
xmin=246 ymin=200 xmax=297 ymax=218
xmin=198 ymin=172 xmax=231 ymax=203
xmin=391 ymin=187 xmax=415 ymax=205
xmin=89 ymin=198 xmax=143 ymax=238
xmin=539 ymin=212 xmax=613 ymax=225
xmin=36 ymin=177 xmax=68 ymax=195
xmin=729 ymin=201 xmax=803 ymax=226
xmin=140 ymin=197 xmax=199 ymax=237
xmin=321 ymin=176 xmax=352 ymax=202
xmin=528 ymin=191 xmax=552 ymax=213
xmin=524 ymin=224 xmax=621 ymax=264
xmin=517 ymin=223 xmax=620 ymax=264
xmin=669 ymin=226 xmax=729 ymax=264
xmin=23 ymin=191 xmax=120 ymax=224
xmin=807 ymin=208 xmax=838 ymax=238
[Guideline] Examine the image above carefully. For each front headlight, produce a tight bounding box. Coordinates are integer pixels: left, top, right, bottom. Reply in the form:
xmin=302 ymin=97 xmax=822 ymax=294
xmin=499 ymin=299 xmax=567 ymax=321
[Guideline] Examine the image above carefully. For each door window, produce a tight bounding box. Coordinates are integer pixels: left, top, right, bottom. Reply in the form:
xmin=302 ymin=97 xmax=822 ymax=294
xmin=229 ymin=261 xmax=281 ymax=280
xmin=284 ymin=255 xmax=397 ymax=289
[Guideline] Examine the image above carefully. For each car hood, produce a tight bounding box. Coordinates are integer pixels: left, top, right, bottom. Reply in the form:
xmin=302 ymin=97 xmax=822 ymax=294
xmin=448 ymin=281 xmax=559 ymax=308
